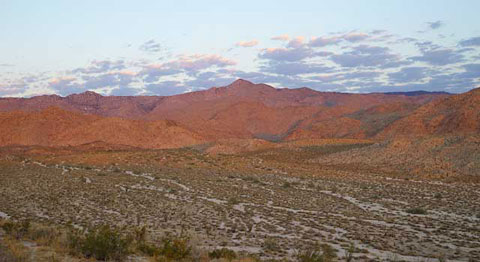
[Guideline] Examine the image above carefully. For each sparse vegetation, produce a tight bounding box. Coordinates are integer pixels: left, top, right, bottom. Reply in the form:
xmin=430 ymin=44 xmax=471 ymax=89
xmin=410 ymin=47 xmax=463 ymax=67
xmin=0 ymin=143 xmax=479 ymax=261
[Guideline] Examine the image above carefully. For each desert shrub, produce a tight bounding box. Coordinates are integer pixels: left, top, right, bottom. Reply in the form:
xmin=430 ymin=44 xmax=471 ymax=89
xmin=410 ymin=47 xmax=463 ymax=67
xmin=1 ymin=220 xmax=30 ymax=240
xmin=406 ymin=207 xmax=427 ymax=215
xmin=68 ymin=225 xmax=132 ymax=261
xmin=138 ymin=242 xmax=161 ymax=257
xmin=158 ymin=234 xmax=192 ymax=261
xmin=296 ymin=244 xmax=336 ymax=262
xmin=208 ymin=248 xmax=237 ymax=260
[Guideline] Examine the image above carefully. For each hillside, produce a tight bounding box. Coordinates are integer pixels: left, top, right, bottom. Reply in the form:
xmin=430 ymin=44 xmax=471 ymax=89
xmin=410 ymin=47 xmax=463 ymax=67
xmin=378 ymin=87 xmax=480 ymax=138
xmin=0 ymin=107 xmax=204 ymax=149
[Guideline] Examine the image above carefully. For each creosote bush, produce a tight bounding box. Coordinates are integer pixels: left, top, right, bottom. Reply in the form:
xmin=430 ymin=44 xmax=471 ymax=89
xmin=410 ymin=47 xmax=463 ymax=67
xmin=68 ymin=225 xmax=132 ymax=261
xmin=157 ymin=234 xmax=192 ymax=261
xmin=209 ymin=248 xmax=237 ymax=260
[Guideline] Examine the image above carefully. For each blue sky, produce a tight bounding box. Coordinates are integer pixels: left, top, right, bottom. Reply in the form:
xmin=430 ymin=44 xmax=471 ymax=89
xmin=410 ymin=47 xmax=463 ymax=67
xmin=1 ymin=0 xmax=479 ymax=97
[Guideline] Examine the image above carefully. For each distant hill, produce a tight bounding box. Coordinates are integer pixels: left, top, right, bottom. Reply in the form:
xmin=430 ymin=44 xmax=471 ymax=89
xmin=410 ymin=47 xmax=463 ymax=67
xmin=382 ymin=90 xmax=451 ymax=96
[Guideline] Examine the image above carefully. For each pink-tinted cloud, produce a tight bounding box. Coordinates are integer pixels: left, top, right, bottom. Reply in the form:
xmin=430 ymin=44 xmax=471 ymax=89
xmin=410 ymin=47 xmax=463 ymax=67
xmin=236 ymin=40 xmax=259 ymax=47
xmin=271 ymin=34 xmax=290 ymax=41
xmin=287 ymin=36 xmax=305 ymax=48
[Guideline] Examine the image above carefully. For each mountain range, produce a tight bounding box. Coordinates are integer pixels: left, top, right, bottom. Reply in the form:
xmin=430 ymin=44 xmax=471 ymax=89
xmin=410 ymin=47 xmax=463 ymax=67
xmin=0 ymin=79 xmax=478 ymax=149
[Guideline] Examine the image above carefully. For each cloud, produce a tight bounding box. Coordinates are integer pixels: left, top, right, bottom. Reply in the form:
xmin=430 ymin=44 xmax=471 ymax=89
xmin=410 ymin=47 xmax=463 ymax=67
xmin=315 ymin=51 xmax=334 ymax=57
xmin=415 ymin=41 xmax=442 ymax=52
xmin=287 ymin=36 xmax=305 ymax=48
xmin=82 ymin=72 xmax=135 ymax=90
xmin=0 ymin=83 xmax=27 ymax=96
xmin=410 ymin=49 xmax=464 ymax=65
xmin=309 ymin=32 xmax=370 ymax=47
xmin=165 ymin=54 xmax=236 ymax=72
xmin=459 ymin=36 xmax=480 ymax=47
xmin=49 ymin=77 xmax=85 ymax=96
xmin=428 ymin=20 xmax=444 ymax=30
xmin=140 ymin=65 xmax=182 ymax=83
xmin=271 ymin=34 xmax=290 ymax=41
xmin=185 ymin=72 xmax=235 ymax=89
xmin=342 ymin=32 xmax=369 ymax=42
xmin=261 ymin=61 xmax=333 ymax=76
xmin=110 ymin=86 xmax=141 ymax=96
xmin=309 ymin=36 xmax=341 ymax=47
xmin=236 ymin=40 xmax=259 ymax=47
xmin=258 ymin=47 xmax=313 ymax=62
xmin=146 ymin=81 xmax=190 ymax=96
xmin=71 ymin=60 xmax=125 ymax=74
xmin=388 ymin=67 xmax=429 ymax=83
xmin=370 ymin=30 xmax=387 ymax=35
xmin=311 ymin=71 xmax=381 ymax=83
xmin=140 ymin=39 xmax=162 ymax=52
xmin=330 ymin=45 xmax=401 ymax=68
xmin=458 ymin=63 xmax=480 ymax=79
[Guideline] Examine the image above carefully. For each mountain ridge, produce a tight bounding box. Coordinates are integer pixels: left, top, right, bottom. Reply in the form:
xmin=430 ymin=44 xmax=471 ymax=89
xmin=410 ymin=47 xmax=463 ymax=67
xmin=0 ymin=79 xmax=476 ymax=149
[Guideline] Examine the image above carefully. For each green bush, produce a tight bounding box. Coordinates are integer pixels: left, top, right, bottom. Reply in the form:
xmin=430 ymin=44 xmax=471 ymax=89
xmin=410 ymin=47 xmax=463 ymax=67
xmin=208 ymin=248 xmax=237 ymax=260
xmin=159 ymin=235 xmax=191 ymax=261
xmin=68 ymin=225 xmax=132 ymax=261
xmin=138 ymin=242 xmax=161 ymax=257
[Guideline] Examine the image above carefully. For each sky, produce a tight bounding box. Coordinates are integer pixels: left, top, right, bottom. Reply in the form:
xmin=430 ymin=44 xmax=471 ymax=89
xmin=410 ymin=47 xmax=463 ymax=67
xmin=1 ymin=0 xmax=480 ymax=97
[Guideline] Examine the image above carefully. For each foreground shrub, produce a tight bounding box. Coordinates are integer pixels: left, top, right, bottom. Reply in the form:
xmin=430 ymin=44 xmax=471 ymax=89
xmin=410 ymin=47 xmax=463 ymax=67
xmin=158 ymin=234 xmax=192 ymax=261
xmin=68 ymin=225 xmax=132 ymax=261
xmin=208 ymin=248 xmax=237 ymax=260
xmin=296 ymin=244 xmax=336 ymax=262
